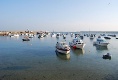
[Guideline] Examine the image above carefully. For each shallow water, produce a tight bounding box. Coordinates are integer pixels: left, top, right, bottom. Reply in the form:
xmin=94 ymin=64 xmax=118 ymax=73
xmin=0 ymin=34 xmax=118 ymax=80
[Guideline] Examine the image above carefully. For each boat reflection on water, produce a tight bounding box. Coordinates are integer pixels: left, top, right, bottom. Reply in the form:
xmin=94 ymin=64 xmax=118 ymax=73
xmin=71 ymin=48 xmax=85 ymax=56
xmin=55 ymin=50 xmax=70 ymax=60
xmin=94 ymin=45 xmax=108 ymax=50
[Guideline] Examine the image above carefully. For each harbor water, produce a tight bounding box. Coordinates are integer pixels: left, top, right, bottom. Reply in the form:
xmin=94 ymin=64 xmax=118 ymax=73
xmin=0 ymin=33 xmax=118 ymax=80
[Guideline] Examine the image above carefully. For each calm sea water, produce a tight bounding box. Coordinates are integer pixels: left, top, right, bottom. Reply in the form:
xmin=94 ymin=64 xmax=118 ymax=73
xmin=0 ymin=33 xmax=118 ymax=80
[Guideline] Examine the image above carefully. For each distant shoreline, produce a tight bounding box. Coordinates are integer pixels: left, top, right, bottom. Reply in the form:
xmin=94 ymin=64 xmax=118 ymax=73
xmin=0 ymin=31 xmax=118 ymax=33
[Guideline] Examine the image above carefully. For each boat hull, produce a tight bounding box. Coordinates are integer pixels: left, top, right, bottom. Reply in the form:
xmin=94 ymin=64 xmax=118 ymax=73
xmin=38 ymin=36 xmax=43 ymax=38
xmin=56 ymin=48 xmax=70 ymax=54
xmin=22 ymin=39 xmax=30 ymax=41
xmin=93 ymin=42 xmax=109 ymax=46
xmin=69 ymin=42 xmax=85 ymax=49
xmin=103 ymin=54 xmax=112 ymax=59
xmin=104 ymin=37 xmax=111 ymax=39
xmin=116 ymin=37 xmax=118 ymax=39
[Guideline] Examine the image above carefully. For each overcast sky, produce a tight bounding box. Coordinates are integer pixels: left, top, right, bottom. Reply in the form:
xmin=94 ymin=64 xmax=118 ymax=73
xmin=0 ymin=0 xmax=118 ymax=32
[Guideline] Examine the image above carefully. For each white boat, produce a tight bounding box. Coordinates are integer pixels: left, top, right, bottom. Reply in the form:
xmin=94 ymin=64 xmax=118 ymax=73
xmin=14 ymin=34 xmax=19 ymax=37
xmin=10 ymin=34 xmax=19 ymax=37
xmin=28 ymin=34 xmax=34 ymax=38
xmin=51 ymin=33 xmax=56 ymax=37
xmin=93 ymin=36 xmax=109 ymax=46
xmin=56 ymin=42 xmax=70 ymax=54
xmin=69 ymin=38 xmax=85 ymax=49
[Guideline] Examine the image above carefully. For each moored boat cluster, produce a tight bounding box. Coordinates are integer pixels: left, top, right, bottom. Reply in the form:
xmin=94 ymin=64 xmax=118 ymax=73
xmin=0 ymin=31 xmax=117 ymax=59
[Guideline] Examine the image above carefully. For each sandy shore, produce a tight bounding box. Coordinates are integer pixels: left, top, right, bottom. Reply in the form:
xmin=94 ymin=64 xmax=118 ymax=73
xmin=0 ymin=69 xmax=117 ymax=80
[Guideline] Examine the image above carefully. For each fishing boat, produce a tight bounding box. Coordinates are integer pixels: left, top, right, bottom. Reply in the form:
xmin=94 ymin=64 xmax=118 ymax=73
xmin=69 ymin=38 xmax=85 ymax=49
xmin=93 ymin=36 xmax=109 ymax=46
xmin=56 ymin=42 xmax=70 ymax=54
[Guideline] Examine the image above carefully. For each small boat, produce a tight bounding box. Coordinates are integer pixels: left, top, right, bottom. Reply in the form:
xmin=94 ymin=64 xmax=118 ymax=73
xmin=79 ymin=35 xmax=84 ymax=39
xmin=63 ymin=34 xmax=66 ymax=39
xmin=93 ymin=36 xmax=109 ymax=46
xmin=70 ymin=33 xmax=74 ymax=37
xmin=14 ymin=34 xmax=19 ymax=37
xmin=107 ymin=34 xmax=116 ymax=37
xmin=103 ymin=53 xmax=112 ymax=59
xmin=56 ymin=33 xmax=60 ymax=38
xmin=56 ymin=42 xmax=70 ymax=54
xmin=29 ymin=35 xmax=34 ymax=38
xmin=69 ymin=38 xmax=85 ymax=49
xmin=104 ymin=36 xmax=111 ymax=39
xmin=38 ymin=34 xmax=44 ymax=38
xmin=100 ymin=34 xmax=111 ymax=39
xmin=51 ymin=33 xmax=56 ymax=37
xmin=10 ymin=34 xmax=19 ymax=37
xmin=43 ymin=33 xmax=47 ymax=37
xmin=10 ymin=34 xmax=15 ymax=37
xmin=116 ymin=36 xmax=118 ymax=39
xmin=84 ymin=34 xmax=86 ymax=36
xmin=28 ymin=34 xmax=34 ymax=38
xmin=90 ymin=34 xmax=94 ymax=39
xmin=22 ymin=38 xmax=30 ymax=41
xmin=22 ymin=36 xmax=30 ymax=41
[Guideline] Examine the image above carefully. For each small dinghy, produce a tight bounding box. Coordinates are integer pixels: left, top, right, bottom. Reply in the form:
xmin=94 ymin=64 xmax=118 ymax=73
xmin=103 ymin=53 xmax=112 ymax=59
xmin=22 ymin=38 xmax=30 ymax=41
xmin=22 ymin=36 xmax=30 ymax=41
